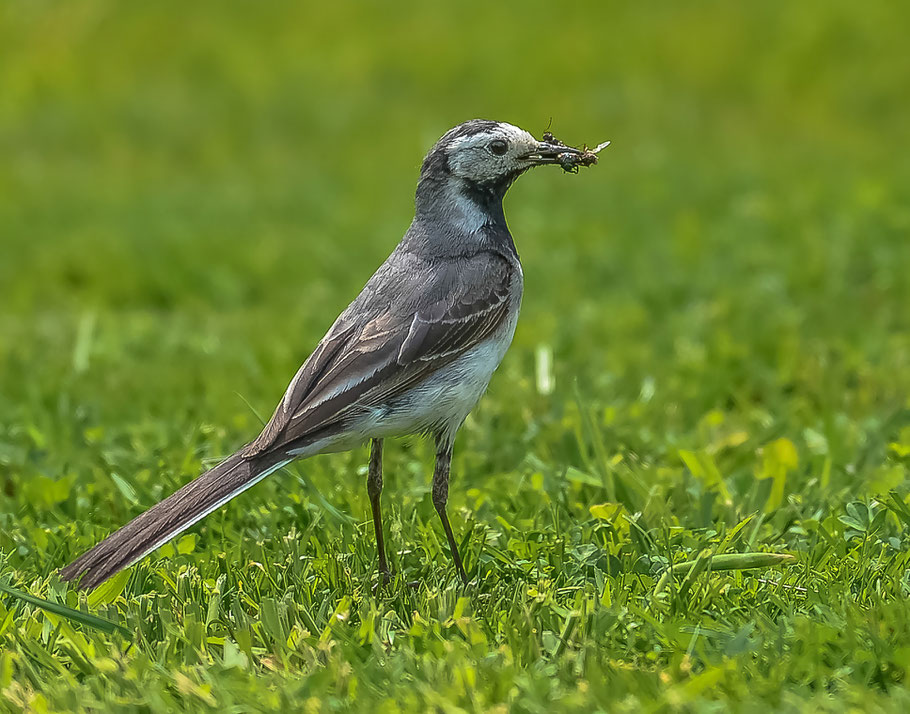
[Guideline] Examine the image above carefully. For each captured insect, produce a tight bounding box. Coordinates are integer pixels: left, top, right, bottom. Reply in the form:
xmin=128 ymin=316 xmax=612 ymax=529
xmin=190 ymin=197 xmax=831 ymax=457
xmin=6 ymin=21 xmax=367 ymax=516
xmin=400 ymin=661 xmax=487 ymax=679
xmin=541 ymin=130 xmax=610 ymax=173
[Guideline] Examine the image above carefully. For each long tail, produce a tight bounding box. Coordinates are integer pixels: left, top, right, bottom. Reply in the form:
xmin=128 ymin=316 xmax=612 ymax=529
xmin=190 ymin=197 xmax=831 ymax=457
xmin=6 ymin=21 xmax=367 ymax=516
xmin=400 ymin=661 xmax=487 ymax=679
xmin=59 ymin=449 xmax=290 ymax=589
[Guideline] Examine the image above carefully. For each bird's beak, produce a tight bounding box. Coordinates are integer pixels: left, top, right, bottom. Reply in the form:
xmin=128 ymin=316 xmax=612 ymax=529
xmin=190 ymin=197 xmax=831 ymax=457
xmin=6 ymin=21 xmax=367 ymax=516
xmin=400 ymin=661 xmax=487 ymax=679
xmin=522 ymin=142 xmax=583 ymax=166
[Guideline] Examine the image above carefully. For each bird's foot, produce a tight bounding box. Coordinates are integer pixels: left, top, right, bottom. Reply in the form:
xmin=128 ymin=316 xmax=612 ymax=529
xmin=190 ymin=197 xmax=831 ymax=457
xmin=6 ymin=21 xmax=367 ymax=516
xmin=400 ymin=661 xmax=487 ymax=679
xmin=372 ymin=566 xmax=394 ymax=593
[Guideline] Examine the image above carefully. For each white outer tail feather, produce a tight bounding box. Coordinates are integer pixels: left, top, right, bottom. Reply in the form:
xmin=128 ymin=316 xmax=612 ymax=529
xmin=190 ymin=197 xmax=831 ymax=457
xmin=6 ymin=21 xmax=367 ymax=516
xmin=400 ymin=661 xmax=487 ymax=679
xmin=116 ymin=458 xmax=292 ymax=576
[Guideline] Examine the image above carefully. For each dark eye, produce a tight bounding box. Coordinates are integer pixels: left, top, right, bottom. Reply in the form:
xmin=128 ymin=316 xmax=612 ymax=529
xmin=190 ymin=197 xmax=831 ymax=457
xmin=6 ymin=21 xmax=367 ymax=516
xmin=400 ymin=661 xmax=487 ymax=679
xmin=489 ymin=139 xmax=509 ymax=156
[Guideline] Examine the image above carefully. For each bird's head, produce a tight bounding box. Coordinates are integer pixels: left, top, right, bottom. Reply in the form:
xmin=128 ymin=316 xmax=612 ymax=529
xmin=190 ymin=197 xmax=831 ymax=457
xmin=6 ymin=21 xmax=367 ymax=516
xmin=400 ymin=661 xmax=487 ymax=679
xmin=415 ymin=119 xmax=585 ymax=233
xmin=420 ymin=119 xmax=582 ymax=189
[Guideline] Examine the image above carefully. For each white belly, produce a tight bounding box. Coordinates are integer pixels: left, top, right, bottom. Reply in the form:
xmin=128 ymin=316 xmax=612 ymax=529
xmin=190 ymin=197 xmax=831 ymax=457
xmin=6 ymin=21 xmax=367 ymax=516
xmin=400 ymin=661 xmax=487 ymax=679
xmin=294 ymin=305 xmax=520 ymax=456
xmin=381 ymin=322 xmax=516 ymax=437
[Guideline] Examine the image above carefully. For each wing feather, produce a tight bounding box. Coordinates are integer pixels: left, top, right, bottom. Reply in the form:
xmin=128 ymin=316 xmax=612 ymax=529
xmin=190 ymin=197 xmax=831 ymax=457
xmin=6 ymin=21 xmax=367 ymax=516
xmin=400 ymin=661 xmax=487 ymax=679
xmin=245 ymin=251 xmax=516 ymax=456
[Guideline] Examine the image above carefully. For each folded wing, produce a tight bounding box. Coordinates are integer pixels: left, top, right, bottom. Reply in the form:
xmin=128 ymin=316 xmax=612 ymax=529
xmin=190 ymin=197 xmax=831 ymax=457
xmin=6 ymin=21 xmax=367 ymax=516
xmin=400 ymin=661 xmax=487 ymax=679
xmin=245 ymin=251 xmax=515 ymax=456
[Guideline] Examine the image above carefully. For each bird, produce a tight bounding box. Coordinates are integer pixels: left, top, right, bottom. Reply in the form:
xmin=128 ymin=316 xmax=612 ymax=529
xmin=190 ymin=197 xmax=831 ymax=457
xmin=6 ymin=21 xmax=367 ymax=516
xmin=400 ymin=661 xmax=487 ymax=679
xmin=60 ymin=119 xmax=592 ymax=589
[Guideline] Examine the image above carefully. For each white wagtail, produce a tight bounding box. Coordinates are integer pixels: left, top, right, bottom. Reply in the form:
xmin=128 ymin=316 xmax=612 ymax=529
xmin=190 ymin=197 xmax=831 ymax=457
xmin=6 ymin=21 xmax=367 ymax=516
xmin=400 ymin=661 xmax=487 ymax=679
xmin=60 ymin=119 xmax=603 ymax=588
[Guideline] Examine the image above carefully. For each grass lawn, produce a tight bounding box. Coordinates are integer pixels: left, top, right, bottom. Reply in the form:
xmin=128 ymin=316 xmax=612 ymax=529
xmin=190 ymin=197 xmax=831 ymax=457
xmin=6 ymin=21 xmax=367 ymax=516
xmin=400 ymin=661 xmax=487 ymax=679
xmin=2 ymin=1 xmax=910 ymax=711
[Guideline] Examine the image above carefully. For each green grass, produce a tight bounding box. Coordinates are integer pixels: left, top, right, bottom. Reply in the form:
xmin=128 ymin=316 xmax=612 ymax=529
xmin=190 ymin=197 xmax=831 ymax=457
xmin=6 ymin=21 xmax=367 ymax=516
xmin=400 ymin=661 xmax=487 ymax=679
xmin=2 ymin=0 xmax=910 ymax=711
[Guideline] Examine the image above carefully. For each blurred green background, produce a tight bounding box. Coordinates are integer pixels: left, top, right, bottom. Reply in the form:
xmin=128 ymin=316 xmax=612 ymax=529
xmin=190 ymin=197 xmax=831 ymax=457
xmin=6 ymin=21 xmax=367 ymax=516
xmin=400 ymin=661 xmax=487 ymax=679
xmin=2 ymin=1 xmax=910 ymax=711
xmin=3 ymin=0 xmax=908 ymax=454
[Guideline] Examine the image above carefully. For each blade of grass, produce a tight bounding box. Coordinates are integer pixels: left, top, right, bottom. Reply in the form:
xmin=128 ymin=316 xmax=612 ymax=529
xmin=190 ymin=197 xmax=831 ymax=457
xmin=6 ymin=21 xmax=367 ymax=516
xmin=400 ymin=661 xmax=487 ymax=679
xmin=0 ymin=582 xmax=130 ymax=637
xmin=654 ymin=552 xmax=797 ymax=597
xmin=675 ymin=548 xmax=714 ymax=604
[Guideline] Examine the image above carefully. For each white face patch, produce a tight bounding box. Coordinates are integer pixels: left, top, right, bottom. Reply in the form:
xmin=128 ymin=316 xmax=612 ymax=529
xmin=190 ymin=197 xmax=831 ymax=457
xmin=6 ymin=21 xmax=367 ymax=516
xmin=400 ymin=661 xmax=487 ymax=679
xmin=446 ymin=123 xmax=539 ymax=184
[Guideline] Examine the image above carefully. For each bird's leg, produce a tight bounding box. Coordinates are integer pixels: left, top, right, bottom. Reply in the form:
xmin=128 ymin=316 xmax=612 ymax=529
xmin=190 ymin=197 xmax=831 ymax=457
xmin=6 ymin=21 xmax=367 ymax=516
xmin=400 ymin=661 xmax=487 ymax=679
xmin=432 ymin=438 xmax=469 ymax=585
xmin=367 ymin=438 xmax=392 ymax=582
